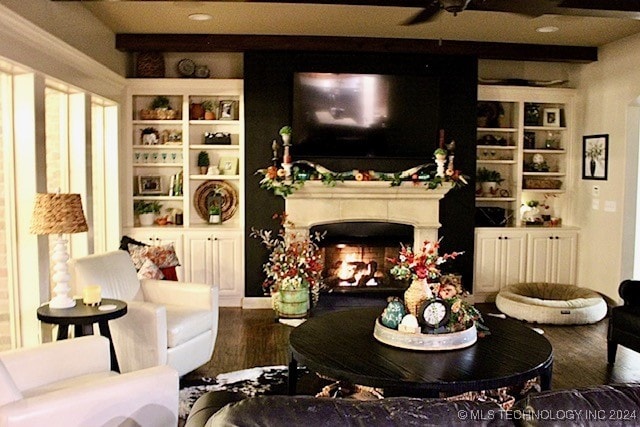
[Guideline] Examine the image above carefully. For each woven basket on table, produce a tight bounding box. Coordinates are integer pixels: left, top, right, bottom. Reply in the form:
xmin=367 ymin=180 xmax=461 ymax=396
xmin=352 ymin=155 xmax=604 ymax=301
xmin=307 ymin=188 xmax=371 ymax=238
xmin=523 ymin=178 xmax=562 ymax=190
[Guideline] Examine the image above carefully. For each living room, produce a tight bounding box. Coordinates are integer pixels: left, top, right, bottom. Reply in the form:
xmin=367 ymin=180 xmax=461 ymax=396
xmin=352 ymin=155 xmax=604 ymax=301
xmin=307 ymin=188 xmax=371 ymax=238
xmin=1 ymin=0 xmax=640 ymax=425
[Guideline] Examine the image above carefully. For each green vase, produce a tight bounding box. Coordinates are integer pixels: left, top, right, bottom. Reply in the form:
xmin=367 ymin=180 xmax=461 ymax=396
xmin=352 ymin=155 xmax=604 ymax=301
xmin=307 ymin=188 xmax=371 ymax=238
xmin=277 ymin=288 xmax=310 ymax=319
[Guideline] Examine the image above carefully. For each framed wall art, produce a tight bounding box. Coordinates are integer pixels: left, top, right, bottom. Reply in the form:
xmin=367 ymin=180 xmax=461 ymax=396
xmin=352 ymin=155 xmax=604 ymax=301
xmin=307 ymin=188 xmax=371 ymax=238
xmin=582 ymin=134 xmax=608 ymax=180
xmin=218 ymin=157 xmax=239 ymax=175
xmin=542 ymin=108 xmax=560 ymax=127
xmin=138 ymin=175 xmax=163 ymax=194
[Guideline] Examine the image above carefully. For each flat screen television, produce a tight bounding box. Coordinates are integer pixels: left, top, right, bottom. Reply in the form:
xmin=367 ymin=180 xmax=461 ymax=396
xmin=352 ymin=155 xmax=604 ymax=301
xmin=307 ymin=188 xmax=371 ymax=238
xmin=291 ymin=72 xmax=440 ymax=159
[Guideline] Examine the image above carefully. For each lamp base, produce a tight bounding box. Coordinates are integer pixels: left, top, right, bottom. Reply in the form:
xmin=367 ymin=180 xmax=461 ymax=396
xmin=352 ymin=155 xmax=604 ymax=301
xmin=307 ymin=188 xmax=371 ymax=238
xmin=49 ymin=295 xmax=76 ymax=309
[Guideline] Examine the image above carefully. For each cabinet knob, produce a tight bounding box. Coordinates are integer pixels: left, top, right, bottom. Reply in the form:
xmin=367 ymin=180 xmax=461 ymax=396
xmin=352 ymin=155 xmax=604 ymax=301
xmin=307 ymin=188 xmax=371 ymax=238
xmin=504 ymin=236 xmax=508 ymax=240
xmin=549 ymin=236 xmax=554 ymax=240
xmin=207 ymin=237 xmax=211 ymax=241
xmin=555 ymin=236 xmax=560 ymax=240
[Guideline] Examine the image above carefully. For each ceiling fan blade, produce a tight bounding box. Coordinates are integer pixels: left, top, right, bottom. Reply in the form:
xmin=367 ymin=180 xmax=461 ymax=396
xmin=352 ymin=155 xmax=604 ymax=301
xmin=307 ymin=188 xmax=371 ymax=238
xmin=403 ymin=2 xmax=442 ymax=25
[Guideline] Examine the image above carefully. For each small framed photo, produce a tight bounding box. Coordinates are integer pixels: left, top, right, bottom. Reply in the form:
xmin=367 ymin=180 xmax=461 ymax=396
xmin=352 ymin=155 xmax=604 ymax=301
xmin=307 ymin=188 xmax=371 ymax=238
xmin=138 ymin=175 xmax=163 ymax=194
xmin=543 ymin=108 xmax=561 ymax=127
xmin=219 ymin=100 xmax=236 ymax=120
xmin=582 ymin=134 xmax=609 ymax=180
xmin=218 ymin=157 xmax=238 ymax=175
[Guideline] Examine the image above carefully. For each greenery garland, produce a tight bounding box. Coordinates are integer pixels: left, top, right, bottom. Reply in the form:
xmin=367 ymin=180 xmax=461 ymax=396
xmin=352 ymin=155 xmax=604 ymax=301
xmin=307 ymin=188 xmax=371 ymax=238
xmin=256 ymin=159 xmax=468 ymax=198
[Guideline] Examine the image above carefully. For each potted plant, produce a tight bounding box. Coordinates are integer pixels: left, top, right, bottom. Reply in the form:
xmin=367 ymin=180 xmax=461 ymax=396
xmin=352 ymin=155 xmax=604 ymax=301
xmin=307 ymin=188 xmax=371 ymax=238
xmin=151 ymin=96 xmax=173 ymax=119
xmin=476 ymin=167 xmax=504 ymax=197
xmin=134 ymin=200 xmax=162 ymax=226
xmin=208 ymin=205 xmax=221 ymax=224
xmin=250 ymin=214 xmax=324 ymax=320
xmin=279 ymin=126 xmax=292 ymax=145
xmin=201 ymin=100 xmax=216 ymax=120
xmin=197 ymin=151 xmax=210 ymax=174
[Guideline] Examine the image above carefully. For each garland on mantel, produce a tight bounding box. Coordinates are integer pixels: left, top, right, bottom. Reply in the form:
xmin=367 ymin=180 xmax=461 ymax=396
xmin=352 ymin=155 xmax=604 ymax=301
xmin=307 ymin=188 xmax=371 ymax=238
xmin=256 ymin=152 xmax=468 ymax=198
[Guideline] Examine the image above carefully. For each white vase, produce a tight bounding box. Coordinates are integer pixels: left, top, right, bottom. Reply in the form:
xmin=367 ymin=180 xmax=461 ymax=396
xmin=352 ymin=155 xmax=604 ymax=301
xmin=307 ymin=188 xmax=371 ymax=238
xmin=480 ymin=182 xmax=498 ymax=197
xmin=139 ymin=213 xmax=156 ymax=226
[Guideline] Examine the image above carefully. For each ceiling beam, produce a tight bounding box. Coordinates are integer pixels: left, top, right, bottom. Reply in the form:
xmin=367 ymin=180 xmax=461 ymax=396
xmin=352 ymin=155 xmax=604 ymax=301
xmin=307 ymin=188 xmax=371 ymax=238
xmin=115 ymin=34 xmax=597 ymax=63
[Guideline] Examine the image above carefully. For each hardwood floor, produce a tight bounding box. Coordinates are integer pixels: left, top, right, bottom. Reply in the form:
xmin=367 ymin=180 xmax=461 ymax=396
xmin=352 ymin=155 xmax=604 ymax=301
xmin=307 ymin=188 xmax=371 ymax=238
xmin=183 ymin=304 xmax=640 ymax=391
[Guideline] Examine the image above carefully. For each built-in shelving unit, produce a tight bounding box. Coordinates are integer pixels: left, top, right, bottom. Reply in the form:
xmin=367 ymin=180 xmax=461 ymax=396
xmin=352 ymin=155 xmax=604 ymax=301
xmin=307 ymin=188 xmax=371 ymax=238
xmin=123 ymin=79 xmax=245 ymax=306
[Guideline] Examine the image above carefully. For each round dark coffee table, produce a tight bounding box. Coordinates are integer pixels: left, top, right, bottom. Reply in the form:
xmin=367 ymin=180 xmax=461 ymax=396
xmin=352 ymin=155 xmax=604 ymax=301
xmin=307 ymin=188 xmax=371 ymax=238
xmin=288 ymin=307 xmax=553 ymax=397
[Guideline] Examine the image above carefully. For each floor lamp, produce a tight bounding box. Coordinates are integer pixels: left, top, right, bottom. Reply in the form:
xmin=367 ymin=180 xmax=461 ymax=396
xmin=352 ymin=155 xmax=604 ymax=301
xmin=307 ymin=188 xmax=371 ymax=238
xmin=30 ymin=193 xmax=88 ymax=309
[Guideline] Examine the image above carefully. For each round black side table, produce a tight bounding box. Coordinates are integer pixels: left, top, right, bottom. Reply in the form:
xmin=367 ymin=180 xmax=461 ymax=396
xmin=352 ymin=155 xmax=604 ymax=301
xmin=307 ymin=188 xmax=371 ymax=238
xmin=37 ymin=298 xmax=127 ymax=372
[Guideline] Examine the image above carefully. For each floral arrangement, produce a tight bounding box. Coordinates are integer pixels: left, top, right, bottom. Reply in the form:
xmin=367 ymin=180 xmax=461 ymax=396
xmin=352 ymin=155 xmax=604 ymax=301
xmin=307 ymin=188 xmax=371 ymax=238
xmin=388 ymin=239 xmax=464 ymax=282
xmin=250 ymin=213 xmax=325 ymax=306
xmin=383 ymin=240 xmax=488 ymax=335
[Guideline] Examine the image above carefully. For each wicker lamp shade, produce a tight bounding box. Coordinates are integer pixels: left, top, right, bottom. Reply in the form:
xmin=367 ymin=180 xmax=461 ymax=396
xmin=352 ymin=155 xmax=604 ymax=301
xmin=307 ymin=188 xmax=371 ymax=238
xmin=30 ymin=193 xmax=88 ymax=235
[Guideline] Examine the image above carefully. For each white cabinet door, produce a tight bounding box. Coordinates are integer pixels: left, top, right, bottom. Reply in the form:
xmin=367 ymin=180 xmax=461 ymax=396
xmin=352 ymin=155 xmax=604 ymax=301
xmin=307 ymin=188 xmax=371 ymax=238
xmin=501 ymin=232 xmax=527 ymax=287
xmin=475 ymin=231 xmax=503 ymax=294
xmin=527 ymin=230 xmax=578 ymax=284
xmin=184 ymin=231 xmax=243 ymax=306
xmin=474 ymin=230 xmax=526 ymax=295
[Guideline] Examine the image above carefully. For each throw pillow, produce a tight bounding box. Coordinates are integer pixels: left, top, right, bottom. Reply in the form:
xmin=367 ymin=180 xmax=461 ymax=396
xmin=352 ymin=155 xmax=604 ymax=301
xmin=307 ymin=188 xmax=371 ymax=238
xmin=128 ymin=243 xmax=181 ymax=270
xmin=137 ymin=258 xmax=165 ymax=280
xmin=119 ymin=235 xmax=147 ymax=252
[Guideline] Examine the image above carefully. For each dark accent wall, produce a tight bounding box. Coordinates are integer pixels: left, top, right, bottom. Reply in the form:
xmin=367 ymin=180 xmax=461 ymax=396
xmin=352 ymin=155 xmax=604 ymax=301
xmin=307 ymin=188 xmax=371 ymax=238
xmin=244 ymin=51 xmax=477 ymax=297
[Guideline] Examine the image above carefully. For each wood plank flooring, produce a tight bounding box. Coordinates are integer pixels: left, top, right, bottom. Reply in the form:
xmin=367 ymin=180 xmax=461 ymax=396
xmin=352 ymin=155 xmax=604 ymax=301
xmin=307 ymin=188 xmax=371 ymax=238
xmin=183 ymin=304 xmax=640 ymax=391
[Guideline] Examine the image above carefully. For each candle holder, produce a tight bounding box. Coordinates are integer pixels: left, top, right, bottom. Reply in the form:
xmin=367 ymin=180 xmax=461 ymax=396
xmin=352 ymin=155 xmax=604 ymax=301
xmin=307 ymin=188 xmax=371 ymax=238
xmin=83 ymin=285 xmax=102 ymax=306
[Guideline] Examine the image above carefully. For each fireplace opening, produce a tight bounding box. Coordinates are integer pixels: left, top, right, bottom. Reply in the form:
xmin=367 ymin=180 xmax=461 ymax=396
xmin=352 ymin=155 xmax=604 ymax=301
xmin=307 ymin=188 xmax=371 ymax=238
xmin=310 ymin=222 xmax=413 ymax=295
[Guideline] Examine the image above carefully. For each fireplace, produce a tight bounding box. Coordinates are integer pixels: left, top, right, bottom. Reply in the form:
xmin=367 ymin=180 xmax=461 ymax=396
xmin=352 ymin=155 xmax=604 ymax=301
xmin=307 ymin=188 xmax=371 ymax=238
xmin=311 ymin=222 xmax=413 ymax=295
xmin=284 ymin=182 xmax=453 ymax=308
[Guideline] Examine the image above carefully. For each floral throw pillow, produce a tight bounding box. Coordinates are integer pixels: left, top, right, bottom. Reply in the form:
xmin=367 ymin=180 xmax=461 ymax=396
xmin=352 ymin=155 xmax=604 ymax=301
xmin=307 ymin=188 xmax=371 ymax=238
xmin=137 ymin=258 xmax=165 ymax=280
xmin=128 ymin=243 xmax=181 ymax=270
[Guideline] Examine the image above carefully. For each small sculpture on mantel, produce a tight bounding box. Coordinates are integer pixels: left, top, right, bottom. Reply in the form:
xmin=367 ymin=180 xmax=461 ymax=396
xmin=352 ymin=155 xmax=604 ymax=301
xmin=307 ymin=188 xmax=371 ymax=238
xmin=271 ymin=139 xmax=279 ymax=167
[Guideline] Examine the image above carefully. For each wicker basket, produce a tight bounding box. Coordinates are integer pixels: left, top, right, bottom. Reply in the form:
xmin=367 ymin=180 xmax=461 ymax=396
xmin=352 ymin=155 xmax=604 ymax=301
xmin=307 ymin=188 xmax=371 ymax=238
xmin=523 ymin=178 xmax=562 ymax=190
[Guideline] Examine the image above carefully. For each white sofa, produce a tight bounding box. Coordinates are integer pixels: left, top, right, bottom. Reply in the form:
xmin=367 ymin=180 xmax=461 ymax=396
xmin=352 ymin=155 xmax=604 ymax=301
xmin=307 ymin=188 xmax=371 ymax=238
xmin=69 ymin=250 xmax=219 ymax=376
xmin=0 ymin=335 xmax=178 ymax=427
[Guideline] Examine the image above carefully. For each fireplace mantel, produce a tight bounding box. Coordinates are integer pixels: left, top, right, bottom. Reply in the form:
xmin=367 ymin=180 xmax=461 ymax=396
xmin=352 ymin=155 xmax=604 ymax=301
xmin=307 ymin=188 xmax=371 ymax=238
xmin=285 ymin=181 xmax=453 ymax=244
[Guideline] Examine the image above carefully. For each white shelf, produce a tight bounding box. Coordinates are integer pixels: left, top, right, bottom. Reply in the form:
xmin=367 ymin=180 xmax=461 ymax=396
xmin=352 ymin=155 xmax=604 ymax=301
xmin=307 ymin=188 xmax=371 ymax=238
xmin=477 ymin=145 xmax=517 ymax=150
xmin=132 ymin=120 xmax=182 ymax=125
xmin=523 ymin=149 xmax=566 ymax=154
xmin=523 ymin=126 xmax=567 ymax=131
xmin=477 ymin=160 xmax=517 ymax=165
xmin=190 ymin=174 xmax=240 ymax=180
xmin=521 ymin=189 xmax=565 ymax=194
xmin=133 ymin=145 xmax=183 ymax=150
xmin=523 ymin=172 xmax=565 ymax=177
xmin=133 ymin=163 xmax=183 ymax=168
xmin=190 ymin=145 xmax=239 ymax=150
xmin=133 ymin=195 xmax=185 ymax=201
xmin=477 ymin=127 xmax=518 ymax=133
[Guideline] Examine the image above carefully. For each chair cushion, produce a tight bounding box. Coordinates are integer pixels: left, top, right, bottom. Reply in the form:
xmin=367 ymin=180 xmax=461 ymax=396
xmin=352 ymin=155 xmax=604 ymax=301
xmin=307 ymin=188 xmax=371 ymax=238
xmin=0 ymin=359 xmax=22 ymax=405
xmin=165 ymin=305 xmax=214 ymax=348
xmin=21 ymin=371 xmax=118 ymax=398
xmin=611 ymin=305 xmax=640 ymax=333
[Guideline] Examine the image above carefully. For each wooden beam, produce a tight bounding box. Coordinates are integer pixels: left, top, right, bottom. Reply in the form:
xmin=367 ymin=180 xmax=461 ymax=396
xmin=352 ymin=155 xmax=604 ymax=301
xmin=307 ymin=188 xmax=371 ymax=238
xmin=115 ymin=34 xmax=597 ymax=63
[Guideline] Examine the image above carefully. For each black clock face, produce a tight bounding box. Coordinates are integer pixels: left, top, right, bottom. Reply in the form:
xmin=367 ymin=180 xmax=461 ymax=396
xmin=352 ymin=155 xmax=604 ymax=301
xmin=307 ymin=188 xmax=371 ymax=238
xmin=419 ymin=299 xmax=451 ymax=329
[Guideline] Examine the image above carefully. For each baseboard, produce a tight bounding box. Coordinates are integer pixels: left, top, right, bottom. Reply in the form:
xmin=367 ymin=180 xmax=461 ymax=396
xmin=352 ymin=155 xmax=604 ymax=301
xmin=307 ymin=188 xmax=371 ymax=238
xmin=219 ymin=296 xmax=243 ymax=307
xmin=242 ymin=297 xmax=272 ymax=309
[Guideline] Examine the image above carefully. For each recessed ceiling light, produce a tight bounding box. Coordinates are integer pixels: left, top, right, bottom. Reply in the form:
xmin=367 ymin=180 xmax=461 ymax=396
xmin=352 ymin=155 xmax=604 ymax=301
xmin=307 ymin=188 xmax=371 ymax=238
xmin=188 ymin=13 xmax=213 ymax=21
xmin=536 ymin=26 xmax=559 ymax=33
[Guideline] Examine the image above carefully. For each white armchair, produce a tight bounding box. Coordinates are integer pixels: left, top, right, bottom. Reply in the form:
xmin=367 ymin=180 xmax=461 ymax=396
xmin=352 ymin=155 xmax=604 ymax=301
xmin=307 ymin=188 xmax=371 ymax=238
xmin=69 ymin=250 xmax=219 ymax=376
xmin=0 ymin=335 xmax=178 ymax=427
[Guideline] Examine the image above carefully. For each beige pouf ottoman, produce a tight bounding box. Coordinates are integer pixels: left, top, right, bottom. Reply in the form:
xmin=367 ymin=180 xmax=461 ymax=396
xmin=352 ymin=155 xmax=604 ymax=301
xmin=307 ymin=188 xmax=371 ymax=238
xmin=496 ymin=282 xmax=607 ymax=325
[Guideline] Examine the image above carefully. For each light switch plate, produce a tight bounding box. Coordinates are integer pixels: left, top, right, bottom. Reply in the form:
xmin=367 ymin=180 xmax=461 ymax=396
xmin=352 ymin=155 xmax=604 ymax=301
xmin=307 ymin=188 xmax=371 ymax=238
xmin=604 ymin=201 xmax=617 ymax=212
xmin=592 ymin=185 xmax=600 ymax=197
xmin=592 ymin=199 xmax=600 ymax=210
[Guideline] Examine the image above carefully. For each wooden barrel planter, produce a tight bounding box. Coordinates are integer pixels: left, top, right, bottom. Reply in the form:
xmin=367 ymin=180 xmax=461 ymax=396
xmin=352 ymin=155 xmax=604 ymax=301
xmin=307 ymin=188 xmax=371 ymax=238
xmin=276 ymin=288 xmax=309 ymax=319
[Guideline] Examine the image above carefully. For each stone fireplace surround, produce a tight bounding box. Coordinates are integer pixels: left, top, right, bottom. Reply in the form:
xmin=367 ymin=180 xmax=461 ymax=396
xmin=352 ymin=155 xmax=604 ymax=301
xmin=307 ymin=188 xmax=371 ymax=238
xmin=285 ymin=181 xmax=453 ymax=245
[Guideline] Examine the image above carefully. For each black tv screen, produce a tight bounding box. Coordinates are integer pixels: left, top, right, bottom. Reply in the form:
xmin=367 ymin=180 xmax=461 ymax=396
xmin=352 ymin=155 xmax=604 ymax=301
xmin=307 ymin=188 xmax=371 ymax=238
xmin=291 ymin=72 xmax=440 ymax=159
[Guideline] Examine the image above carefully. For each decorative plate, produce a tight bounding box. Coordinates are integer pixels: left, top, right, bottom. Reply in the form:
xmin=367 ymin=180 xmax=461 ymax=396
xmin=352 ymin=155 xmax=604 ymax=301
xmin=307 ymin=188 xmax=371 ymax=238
xmin=193 ymin=180 xmax=238 ymax=222
xmin=177 ymin=58 xmax=195 ymax=77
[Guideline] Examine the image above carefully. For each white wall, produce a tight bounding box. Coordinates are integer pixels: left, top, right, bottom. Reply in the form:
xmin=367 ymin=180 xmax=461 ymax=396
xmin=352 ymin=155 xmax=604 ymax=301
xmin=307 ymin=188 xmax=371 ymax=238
xmin=571 ymin=32 xmax=640 ymax=301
